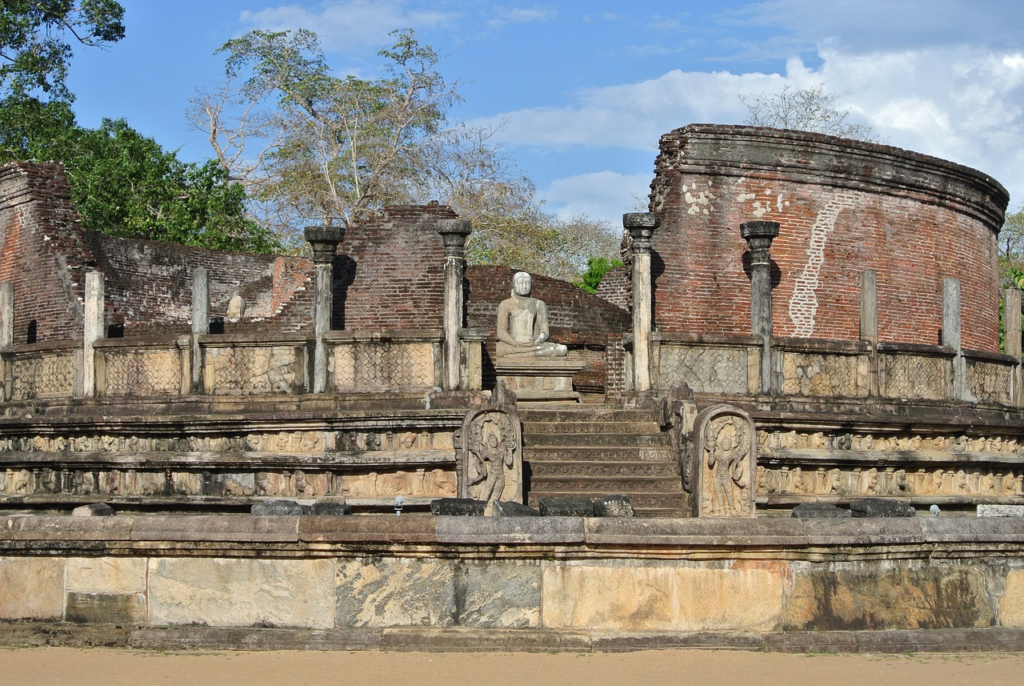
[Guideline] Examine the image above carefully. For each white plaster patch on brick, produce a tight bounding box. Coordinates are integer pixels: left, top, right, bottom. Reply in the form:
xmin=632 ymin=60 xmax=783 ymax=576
xmin=684 ymin=180 xmax=716 ymax=216
xmin=787 ymin=192 xmax=860 ymax=337
xmin=737 ymin=189 xmax=787 ymax=219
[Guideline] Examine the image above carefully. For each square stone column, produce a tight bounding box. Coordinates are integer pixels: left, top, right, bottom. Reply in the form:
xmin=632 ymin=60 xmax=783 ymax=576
xmin=83 ymin=270 xmax=104 ymax=398
xmin=624 ymin=212 xmax=659 ymax=393
xmin=438 ymin=219 xmax=472 ymax=391
xmin=305 ymin=226 xmax=347 ymax=393
xmin=740 ymin=220 xmax=779 ymax=395
xmin=1005 ymin=288 xmax=1022 ymax=406
xmin=190 ymin=268 xmax=209 ymax=393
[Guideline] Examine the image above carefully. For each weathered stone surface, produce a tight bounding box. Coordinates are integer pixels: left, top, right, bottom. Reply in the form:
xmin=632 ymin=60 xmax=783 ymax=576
xmin=978 ymin=505 xmax=1024 ymax=517
xmin=542 ymin=561 xmax=784 ymax=631
xmin=802 ymin=517 xmax=923 ymax=545
xmin=131 ymin=515 xmax=299 ymax=542
xmin=251 ymin=499 xmax=308 ymax=516
xmin=850 ymin=498 xmax=916 ymax=517
xmin=430 ymin=498 xmax=486 ymax=516
xmin=459 ymin=561 xmax=541 ymax=628
xmin=1000 ymin=570 xmax=1024 ymax=627
xmin=493 ymin=500 xmax=540 ymax=517
xmin=310 ymin=501 xmax=351 ymax=516
xmin=148 ymin=558 xmax=335 ymax=629
xmin=539 ymin=497 xmax=594 ymax=517
xmin=436 ymin=516 xmax=584 ymax=544
xmin=0 ymin=557 xmax=65 ymax=619
xmin=3 ymin=515 xmax=133 ymax=541
xmin=66 ymin=592 xmax=146 ymax=624
xmin=298 ymin=515 xmax=436 ymax=543
xmin=792 ymin=502 xmax=851 ymax=519
xmin=593 ymin=495 xmax=635 ymax=517
xmin=583 ymin=517 xmax=810 ymax=547
xmin=72 ymin=503 xmax=115 ymax=517
xmin=336 ymin=558 xmax=455 ymax=627
xmin=784 ymin=562 xmax=992 ymax=630
xmin=67 ymin=557 xmax=146 ymax=594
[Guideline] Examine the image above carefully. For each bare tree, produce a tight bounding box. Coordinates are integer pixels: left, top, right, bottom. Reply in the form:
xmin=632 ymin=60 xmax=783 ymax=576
xmin=739 ymin=85 xmax=878 ymax=142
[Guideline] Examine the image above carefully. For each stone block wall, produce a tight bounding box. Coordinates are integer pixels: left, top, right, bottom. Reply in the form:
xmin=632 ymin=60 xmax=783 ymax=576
xmin=648 ymin=125 xmax=1008 ymax=353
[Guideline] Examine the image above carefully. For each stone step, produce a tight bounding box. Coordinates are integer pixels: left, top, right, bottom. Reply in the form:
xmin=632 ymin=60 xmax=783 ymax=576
xmin=524 ymin=433 xmax=672 ymax=448
xmin=524 ymin=446 xmax=676 ymax=462
xmin=522 ymin=421 xmax=663 ymax=435
xmin=526 ymin=491 xmax=687 ymax=512
xmin=517 ymin=407 xmax=660 ymax=423
xmin=529 ymin=461 xmax=680 ymax=479
xmin=527 ymin=476 xmax=685 ymax=493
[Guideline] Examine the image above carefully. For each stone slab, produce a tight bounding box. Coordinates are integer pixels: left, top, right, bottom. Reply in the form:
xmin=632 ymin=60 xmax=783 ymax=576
xmin=801 ymin=517 xmax=923 ymax=545
xmin=792 ymin=502 xmax=851 ymax=518
xmin=436 ymin=516 xmax=584 ymax=544
xmin=542 ymin=561 xmax=784 ymax=632
xmin=850 ymin=498 xmax=916 ymax=517
xmin=66 ymin=592 xmax=146 ymax=624
xmin=71 ymin=503 xmax=115 ymax=517
xmin=978 ymin=504 xmax=1024 ymax=517
xmin=999 ymin=569 xmax=1024 ymax=627
xmin=127 ymin=626 xmax=383 ymax=651
xmin=458 ymin=561 xmax=542 ymax=628
xmin=918 ymin=516 xmax=1024 ymax=543
xmin=251 ymin=500 xmax=307 ymax=516
xmin=67 ymin=557 xmax=147 ymax=594
xmin=298 ymin=514 xmax=436 ymax=543
xmin=0 ymin=557 xmax=65 ymax=620
xmin=430 ymin=498 xmax=486 ymax=516
xmin=593 ymin=495 xmax=635 ymax=518
xmin=2 ymin=515 xmax=134 ymax=541
xmin=493 ymin=501 xmax=541 ymax=517
xmin=130 ymin=515 xmax=299 ymax=542
xmin=381 ymin=627 xmax=590 ymax=652
xmin=148 ymin=557 xmax=335 ymax=629
xmin=539 ymin=497 xmax=594 ymax=517
xmin=336 ymin=558 xmax=456 ymax=627
xmin=582 ymin=518 xmax=810 ymax=547
xmin=784 ymin=562 xmax=992 ymax=630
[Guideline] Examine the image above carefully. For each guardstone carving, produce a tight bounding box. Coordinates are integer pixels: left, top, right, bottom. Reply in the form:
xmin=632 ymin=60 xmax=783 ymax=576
xmin=457 ymin=381 xmax=522 ymax=513
xmin=693 ymin=404 xmax=756 ymax=517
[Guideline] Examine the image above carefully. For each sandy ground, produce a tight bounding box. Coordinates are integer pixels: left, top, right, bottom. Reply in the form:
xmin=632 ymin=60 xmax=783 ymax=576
xmin=2 ymin=647 xmax=1023 ymax=686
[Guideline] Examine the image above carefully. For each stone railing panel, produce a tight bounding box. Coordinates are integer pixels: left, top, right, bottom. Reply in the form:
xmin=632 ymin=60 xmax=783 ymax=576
xmin=654 ymin=334 xmax=758 ymax=395
xmin=965 ymin=350 xmax=1016 ymax=405
xmin=96 ymin=338 xmax=185 ymax=397
xmin=777 ymin=339 xmax=870 ymax=399
xmin=7 ymin=344 xmax=78 ymax=401
xmin=202 ymin=335 xmax=307 ymax=395
xmin=878 ymin=344 xmax=953 ymax=401
xmin=328 ymin=330 xmax=441 ymax=393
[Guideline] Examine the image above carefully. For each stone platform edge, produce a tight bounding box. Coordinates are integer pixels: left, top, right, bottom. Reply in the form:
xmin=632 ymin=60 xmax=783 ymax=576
xmin=3 ymin=623 xmax=1024 ymax=654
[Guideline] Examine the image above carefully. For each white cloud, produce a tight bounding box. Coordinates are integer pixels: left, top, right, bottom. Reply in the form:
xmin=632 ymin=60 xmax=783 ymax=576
xmin=540 ymin=171 xmax=651 ymax=222
xmin=239 ymin=0 xmax=458 ymax=53
xmin=487 ymin=6 xmax=557 ymax=29
xmin=473 ymin=45 xmax=1024 ymax=208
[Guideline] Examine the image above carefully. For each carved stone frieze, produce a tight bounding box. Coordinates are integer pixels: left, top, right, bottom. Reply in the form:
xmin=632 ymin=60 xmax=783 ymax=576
xmin=693 ymin=404 xmax=756 ymax=517
xmin=758 ymin=429 xmax=1024 ymax=454
xmin=757 ymin=464 xmax=1024 ymax=498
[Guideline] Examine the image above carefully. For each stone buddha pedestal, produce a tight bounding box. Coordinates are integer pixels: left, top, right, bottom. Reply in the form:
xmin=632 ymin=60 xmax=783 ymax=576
xmin=494 ymin=272 xmax=583 ymax=403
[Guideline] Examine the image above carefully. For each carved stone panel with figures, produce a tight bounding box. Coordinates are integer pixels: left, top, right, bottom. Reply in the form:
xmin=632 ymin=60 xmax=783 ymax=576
xmin=693 ymin=404 xmax=757 ymax=517
xmin=457 ymin=381 xmax=522 ymax=513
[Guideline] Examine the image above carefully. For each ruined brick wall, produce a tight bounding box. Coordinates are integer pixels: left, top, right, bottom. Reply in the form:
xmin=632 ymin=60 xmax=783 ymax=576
xmin=0 ymin=162 xmax=95 ymax=343
xmin=649 ymin=125 xmax=1009 ymax=353
xmin=594 ymin=265 xmax=630 ymax=311
xmin=332 ymin=205 xmax=457 ymax=330
xmin=466 ymin=265 xmax=630 ymax=335
xmin=91 ymin=234 xmax=312 ymax=336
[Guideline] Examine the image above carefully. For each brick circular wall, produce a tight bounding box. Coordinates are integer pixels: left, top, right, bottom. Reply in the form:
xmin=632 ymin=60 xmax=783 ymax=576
xmin=649 ymin=125 xmax=1009 ymax=352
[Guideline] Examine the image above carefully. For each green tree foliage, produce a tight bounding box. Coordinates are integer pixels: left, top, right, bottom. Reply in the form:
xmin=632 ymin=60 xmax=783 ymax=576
xmin=999 ymin=206 xmax=1024 ymax=287
xmin=193 ymin=28 xmax=621 ymax=275
xmin=0 ymin=2 xmax=278 ymax=253
xmin=574 ymin=257 xmax=625 ymax=294
xmin=50 ymin=119 xmax=279 ymax=252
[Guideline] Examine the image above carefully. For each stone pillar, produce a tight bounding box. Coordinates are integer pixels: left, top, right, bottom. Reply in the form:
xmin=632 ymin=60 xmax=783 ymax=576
xmin=437 ymin=219 xmax=472 ymax=391
xmin=0 ymin=282 xmax=13 ymax=401
xmin=1004 ymin=288 xmax=1022 ymax=406
xmin=83 ymin=270 xmax=104 ymax=398
xmin=191 ymin=268 xmax=209 ymax=393
xmin=0 ymin=282 xmax=12 ymax=350
xmin=861 ymin=269 xmax=879 ymax=396
xmin=942 ymin=277 xmax=965 ymax=401
xmin=740 ymin=220 xmax=780 ymax=395
xmin=304 ymin=226 xmax=346 ymax=393
xmin=624 ymin=212 xmax=660 ymax=394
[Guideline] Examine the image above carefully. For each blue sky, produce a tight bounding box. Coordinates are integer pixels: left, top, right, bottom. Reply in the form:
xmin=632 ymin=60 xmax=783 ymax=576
xmin=66 ymin=0 xmax=1024 ymax=226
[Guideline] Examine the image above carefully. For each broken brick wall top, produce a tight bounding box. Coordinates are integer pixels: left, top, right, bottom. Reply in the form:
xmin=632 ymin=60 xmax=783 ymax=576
xmin=650 ymin=125 xmax=1009 ymax=353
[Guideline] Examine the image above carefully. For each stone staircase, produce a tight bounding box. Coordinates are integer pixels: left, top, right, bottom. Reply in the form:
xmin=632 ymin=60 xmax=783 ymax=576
xmin=519 ymin=404 xmax=689 ymax=517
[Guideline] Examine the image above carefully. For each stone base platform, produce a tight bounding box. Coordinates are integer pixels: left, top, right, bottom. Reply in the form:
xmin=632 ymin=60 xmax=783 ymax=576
xmin=4 ymin=623 xmax=1024 ymax=654
xmin=495 ymin=358 xmax=585 ymax=402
